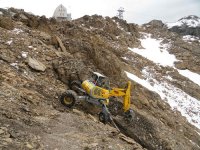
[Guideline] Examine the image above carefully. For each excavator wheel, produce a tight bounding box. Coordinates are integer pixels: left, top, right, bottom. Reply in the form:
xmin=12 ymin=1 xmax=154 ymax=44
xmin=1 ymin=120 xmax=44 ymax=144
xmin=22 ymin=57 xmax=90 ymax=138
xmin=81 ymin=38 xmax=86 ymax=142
xmin=99 ymin=112 xmax=110 ymax=124
xmin=124 ymin=109 xmax=135 ymax=122
xmin=60 ymin=90 xmax=77 ymax=108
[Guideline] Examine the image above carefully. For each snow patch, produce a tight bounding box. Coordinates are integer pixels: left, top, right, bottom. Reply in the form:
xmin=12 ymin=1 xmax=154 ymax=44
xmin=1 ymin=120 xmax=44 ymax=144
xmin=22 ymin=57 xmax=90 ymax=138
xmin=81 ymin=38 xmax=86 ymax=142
xmin=122 ymin=57 xmax=129 ymax=60
xmin=167 ymin=22 xmax=183 ymax=28
xmin=165 ymin=75 xmax=173 ymax=81
xmin=178 ymin=69 xmax=200 ymax=86
xmin=128 ymin=34 xmax=177 ymax=67
xmin=125 ymin=71 xmax=156 ymax=94
xmin=12 ymin=28 xmax=23 ymax=34
xmin=6 ymin=40 xmax=13 ymax=45
xmin=21 ymin=51 xmax=28 ymax=58
xmin=116 ymin=22 xmax=124 ymax=31
xmin=125 ymin=70 xmax=200 ymax=129
xmin=10 ymin=63 xmax=19 ymax=69
xmin=183 ymin=35 xmax=199 ymax=42
xmin=128 ymin=33 xmax=200 ymax=87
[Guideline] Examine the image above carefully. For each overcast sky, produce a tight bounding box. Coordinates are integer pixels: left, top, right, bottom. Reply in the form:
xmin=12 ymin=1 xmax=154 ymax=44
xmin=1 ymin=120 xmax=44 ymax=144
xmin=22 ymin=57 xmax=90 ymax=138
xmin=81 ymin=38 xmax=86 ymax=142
xmin=0 ymin=0 xmax=199 ymax=24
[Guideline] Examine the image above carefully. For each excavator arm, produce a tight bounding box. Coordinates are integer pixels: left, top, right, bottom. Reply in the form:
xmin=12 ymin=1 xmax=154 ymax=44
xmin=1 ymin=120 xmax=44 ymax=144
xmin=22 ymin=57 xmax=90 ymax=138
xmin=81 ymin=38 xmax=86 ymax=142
xmin=82 ymin=79 xmax=132 ymax=113
xmin=109 ymin=81 xmax=131 ymax=112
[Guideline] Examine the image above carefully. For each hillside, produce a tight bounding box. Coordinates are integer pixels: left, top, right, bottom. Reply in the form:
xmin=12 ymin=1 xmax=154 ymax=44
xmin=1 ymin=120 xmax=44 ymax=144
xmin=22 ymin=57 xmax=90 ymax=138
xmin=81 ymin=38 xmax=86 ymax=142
xmin=0 ymin=8 xmax=200 ymax=150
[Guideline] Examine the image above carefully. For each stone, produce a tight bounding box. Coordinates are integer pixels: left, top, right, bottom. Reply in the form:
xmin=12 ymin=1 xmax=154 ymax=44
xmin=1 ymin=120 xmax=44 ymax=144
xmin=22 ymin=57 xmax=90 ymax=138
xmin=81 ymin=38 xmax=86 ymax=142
xmin=72 ymin=109 xmax=85 ymax=116
xmin=56 ymin=36 xmax=67 ymax=52
xmin=119 ymin=133 xmax=135 ymax=144
xmin=87 ymin=114 xmax=98 ymax=122
xmin=26 ymin=143 xmax=34 ymax=149
xmin=28 ymin=57 xmax=46 ymax=71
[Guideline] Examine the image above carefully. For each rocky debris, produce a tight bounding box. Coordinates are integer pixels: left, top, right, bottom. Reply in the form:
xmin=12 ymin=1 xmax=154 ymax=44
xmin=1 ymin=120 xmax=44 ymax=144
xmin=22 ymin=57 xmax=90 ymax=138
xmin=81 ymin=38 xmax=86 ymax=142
xmin=41 ymin=112 xmax=143 ymax=150
xmin=28 ymin=57 xmax=46 ymax=71
xmin=0 ymin=16 xmax=14 ymax=30
xmin=115 ymin=109 xmax=200 ymax=150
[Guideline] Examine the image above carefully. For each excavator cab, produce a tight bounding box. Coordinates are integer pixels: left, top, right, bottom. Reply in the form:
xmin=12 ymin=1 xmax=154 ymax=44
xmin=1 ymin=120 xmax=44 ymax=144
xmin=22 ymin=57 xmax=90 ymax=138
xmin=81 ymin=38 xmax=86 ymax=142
xmin=90 ymin=72 xmax=110 ymax=89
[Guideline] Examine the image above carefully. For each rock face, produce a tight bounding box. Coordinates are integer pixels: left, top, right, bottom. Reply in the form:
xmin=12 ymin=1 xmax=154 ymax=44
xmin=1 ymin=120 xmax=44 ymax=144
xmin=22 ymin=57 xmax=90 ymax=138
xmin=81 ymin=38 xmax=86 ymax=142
xmin=0 ymin=8 xmax=200 ymax=150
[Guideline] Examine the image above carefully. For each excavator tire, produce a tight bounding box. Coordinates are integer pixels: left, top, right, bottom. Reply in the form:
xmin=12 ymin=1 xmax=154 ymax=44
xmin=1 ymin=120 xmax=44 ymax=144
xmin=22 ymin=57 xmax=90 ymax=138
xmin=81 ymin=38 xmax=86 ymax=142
xmin=99 ymin=112 xmax=110 ymax=124
xmin=124 ymin=109 xmax=135 ymax=122
xmin=60 ymin=90 xmax=77 ymax=108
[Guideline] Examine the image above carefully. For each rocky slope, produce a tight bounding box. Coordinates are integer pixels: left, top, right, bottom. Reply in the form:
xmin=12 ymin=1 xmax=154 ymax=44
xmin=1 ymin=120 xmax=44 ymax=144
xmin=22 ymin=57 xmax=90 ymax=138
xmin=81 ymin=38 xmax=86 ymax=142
xmin=0 ymin=8 xmax=200 ymax=150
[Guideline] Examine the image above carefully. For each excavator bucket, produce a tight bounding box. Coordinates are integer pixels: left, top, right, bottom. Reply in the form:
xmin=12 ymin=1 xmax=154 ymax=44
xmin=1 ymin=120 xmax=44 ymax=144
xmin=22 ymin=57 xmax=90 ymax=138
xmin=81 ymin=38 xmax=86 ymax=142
xmin=123 ymin=81 xmax=131 ymax=112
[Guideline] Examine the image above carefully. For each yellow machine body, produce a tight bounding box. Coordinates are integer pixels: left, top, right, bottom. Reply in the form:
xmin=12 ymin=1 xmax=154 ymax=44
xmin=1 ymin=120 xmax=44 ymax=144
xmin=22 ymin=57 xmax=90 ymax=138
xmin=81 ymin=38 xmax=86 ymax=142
xmin=82 ymin=80 xmax=131 ymax=112
xmin=82 ymin=80 xmax=110 ymax=99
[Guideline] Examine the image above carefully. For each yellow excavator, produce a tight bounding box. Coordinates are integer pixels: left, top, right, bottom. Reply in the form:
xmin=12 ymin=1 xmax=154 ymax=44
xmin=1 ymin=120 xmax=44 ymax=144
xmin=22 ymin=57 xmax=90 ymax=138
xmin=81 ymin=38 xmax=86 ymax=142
xmin=60 ymin=72 xmax=134 ymax=124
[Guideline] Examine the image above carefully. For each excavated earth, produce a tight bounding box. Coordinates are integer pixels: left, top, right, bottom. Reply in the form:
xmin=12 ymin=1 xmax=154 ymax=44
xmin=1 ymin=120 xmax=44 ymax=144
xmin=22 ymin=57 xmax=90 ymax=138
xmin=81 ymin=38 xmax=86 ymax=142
xmin=0 ymin=8 xmax=200 ymax=150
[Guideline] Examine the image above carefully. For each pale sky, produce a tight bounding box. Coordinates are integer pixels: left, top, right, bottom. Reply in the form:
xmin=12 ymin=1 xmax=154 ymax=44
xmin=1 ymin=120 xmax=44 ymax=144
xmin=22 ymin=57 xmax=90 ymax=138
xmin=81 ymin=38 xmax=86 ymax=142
xmin=0 ymin=0 xmax=199 ymax=24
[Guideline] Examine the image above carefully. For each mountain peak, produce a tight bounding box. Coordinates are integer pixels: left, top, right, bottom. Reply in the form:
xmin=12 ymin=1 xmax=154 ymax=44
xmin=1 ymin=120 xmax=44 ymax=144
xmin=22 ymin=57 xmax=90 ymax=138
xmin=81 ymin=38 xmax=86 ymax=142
xmin=167 ymin=15 xmax=200 ymax=28
xmin=179 ymin=15 xmax=200 ymax=21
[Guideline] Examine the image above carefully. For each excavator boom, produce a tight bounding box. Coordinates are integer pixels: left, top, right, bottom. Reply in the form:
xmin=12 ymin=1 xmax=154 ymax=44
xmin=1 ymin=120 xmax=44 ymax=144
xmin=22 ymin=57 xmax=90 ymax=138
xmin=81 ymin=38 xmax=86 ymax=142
xmin=123 ymin=81 xmax=131 ymax=112
xmin=109 ymin=81 xmax=131 ymax=112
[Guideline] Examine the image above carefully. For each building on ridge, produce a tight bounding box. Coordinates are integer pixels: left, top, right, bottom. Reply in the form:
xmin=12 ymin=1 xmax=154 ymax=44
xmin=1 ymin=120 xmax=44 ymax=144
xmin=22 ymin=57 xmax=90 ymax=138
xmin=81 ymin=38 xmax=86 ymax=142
xmin=53 ymin=4 xmax=71 ymax=21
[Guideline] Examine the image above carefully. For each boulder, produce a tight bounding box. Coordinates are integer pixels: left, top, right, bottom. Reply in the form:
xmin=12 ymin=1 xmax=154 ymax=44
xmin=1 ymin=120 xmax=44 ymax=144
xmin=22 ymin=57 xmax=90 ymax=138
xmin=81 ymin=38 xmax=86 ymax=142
xmin=28 ymin=57 xmax=46 ymax=71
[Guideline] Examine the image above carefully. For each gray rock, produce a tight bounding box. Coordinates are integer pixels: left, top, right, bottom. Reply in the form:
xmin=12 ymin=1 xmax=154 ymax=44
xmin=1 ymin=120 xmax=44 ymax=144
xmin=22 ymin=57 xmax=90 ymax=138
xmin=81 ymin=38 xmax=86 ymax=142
xmin=28 ymin=57 xmax=46 ymax=71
